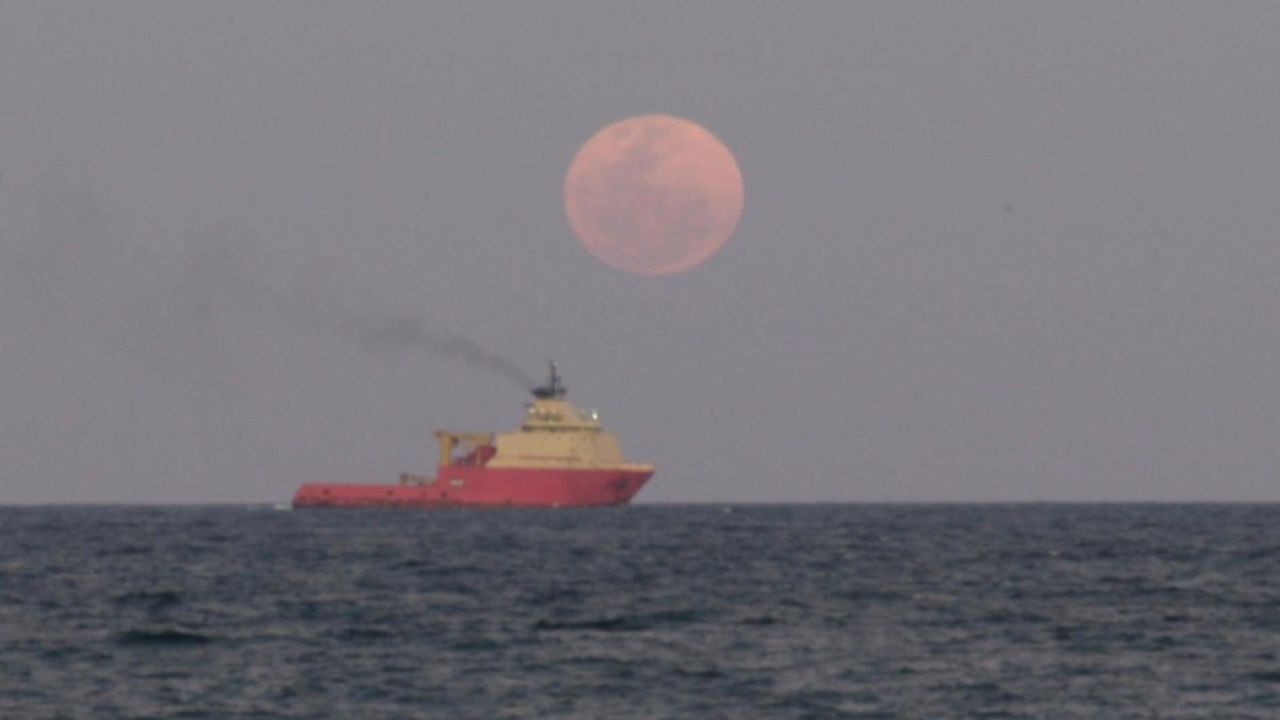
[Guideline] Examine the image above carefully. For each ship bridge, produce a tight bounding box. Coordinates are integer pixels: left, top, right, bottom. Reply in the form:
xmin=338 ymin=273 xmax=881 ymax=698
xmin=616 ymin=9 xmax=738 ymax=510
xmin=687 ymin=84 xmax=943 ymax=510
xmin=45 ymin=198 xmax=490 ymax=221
xmin=486 ymin=362 xmax=626 ymax=468
xmin=419 ymin=362 xmax=648 ymax=474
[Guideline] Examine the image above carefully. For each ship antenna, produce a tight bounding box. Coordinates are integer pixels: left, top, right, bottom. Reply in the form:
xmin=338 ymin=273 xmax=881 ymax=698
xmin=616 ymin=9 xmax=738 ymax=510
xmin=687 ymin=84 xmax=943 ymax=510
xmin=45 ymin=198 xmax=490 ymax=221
xmin=531 ymin=360 xmax=567 ymax=399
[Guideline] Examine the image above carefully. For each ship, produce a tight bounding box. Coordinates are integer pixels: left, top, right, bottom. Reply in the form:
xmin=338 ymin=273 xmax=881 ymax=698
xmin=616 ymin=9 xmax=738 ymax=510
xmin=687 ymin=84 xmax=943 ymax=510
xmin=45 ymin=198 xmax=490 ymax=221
xmin=292 ymin=363 xmax=653 ymax=508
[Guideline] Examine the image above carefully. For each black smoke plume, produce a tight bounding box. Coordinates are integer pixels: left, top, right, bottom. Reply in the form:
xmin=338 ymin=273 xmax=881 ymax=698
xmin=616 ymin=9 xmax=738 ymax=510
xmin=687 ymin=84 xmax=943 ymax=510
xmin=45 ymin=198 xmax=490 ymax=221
xmin=344 ymin=313 xmax=537 ymax=389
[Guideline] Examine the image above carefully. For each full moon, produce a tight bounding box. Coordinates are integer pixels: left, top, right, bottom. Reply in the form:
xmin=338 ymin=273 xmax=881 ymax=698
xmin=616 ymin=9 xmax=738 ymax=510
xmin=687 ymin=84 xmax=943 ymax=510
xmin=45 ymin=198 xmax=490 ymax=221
xmin=564 ymin=114 xmax=744 ymax=275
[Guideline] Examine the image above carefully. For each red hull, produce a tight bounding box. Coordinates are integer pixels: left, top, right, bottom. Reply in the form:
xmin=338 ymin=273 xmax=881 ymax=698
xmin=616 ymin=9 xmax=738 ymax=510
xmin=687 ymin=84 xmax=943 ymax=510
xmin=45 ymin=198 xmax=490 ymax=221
xmin=293 ymin=466 xmax=652 ymax=508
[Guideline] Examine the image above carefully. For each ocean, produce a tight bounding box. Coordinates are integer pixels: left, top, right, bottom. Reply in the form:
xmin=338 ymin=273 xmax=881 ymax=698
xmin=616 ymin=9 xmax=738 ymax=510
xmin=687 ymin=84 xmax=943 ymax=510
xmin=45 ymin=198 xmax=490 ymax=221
xmin=1 ymin=504 xmax=1277 ymax=718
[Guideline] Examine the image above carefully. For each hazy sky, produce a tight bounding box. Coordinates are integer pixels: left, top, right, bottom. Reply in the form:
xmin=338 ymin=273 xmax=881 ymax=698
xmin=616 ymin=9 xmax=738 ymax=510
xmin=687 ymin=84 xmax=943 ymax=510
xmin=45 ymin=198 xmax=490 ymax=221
xmin=3 ymin=2 xmax=1278 ymax=503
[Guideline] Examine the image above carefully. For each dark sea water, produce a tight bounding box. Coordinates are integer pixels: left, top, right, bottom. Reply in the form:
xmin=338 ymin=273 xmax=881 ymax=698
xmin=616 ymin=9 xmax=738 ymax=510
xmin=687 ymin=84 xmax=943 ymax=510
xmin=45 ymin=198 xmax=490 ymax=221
xmin=1 ymin=504 xmax=1278 ymax=719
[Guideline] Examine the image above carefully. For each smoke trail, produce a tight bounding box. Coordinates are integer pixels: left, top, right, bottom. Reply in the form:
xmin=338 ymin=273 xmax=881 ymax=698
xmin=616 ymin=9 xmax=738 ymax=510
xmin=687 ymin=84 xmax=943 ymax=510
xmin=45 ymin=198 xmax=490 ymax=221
xmin=162 ymin=237 xmax=538 ymax=389
xmin=344 ymin=313 xmax=537 ymax=389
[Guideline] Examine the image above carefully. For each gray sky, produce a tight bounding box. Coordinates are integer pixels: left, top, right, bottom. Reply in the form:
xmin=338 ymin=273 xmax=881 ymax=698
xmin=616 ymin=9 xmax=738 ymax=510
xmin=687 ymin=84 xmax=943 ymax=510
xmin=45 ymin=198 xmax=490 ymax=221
xmin=2 ymin=2 xmax=1278 ymax=503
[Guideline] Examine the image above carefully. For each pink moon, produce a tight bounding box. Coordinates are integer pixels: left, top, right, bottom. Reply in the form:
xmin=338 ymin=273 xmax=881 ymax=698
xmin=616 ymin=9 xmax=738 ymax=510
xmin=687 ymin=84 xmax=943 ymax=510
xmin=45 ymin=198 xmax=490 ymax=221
xmin=564 ymin=114 xmax=744 ymax=275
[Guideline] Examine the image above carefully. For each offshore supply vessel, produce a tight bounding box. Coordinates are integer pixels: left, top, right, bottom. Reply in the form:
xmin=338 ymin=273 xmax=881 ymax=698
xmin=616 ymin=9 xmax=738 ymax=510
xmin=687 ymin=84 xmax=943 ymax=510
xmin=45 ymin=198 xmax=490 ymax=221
xmin=292 ymin=363 xmax=653 ymax=508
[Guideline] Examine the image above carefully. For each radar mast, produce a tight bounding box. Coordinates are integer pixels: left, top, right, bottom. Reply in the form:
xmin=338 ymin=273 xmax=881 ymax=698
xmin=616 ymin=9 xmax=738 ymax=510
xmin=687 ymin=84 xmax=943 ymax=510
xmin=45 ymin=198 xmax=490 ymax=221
xmin=531 ymin=361 xmax=567 ymax=399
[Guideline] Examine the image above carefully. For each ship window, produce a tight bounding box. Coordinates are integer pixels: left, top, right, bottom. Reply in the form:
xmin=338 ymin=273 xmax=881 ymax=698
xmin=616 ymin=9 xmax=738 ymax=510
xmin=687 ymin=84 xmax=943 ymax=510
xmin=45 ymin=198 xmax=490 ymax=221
xmin=449 ymin=478 xmax=465 ymax=488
